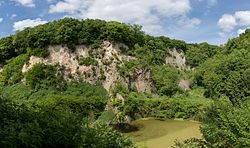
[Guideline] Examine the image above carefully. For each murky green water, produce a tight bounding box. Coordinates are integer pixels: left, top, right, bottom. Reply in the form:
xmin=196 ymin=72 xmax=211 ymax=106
xmin=125 ymin=118 xmax=202 ymax=148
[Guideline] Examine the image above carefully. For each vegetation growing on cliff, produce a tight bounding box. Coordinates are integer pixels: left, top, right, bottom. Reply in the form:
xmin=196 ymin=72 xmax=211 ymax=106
xmin=0 ymin=18 xmax=250 ymax=147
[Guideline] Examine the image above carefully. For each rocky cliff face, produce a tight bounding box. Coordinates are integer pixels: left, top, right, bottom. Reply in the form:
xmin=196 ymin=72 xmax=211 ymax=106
xmin=22 ymin=41 xmax=154 ymax=93
xmin=165 ymin=48 xmax=188 ymax=70
xmin=22 ymin=42 xmax=190 ymax=94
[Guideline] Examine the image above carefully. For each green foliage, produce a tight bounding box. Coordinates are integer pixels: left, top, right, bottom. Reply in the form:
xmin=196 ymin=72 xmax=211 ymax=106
xmin=0 ymin=97 xmax=84 ymax=147
xmin=113 ymin=89 xmax=211 ymax=121
xmin=85 ymin=125 xmax=134 ymax=148
xmin=118 ymin=59 xmax=144 ymax=78
xmin=95 ymin=111 xmax=116 ymax=125
xmin=127 ymin=36 xmax=187 ymax=66
xmin=0 ymin=82 xmax=109 ymax=117
xmin=78 ymin=57 xmax=98 ymax=66
xmin=0 ymin=96 xmax=134 ymax=148
xmin=194 ymin=49 xmax=250 ymax=104
xmin=27 ymin=47 xmax=50 ymax=58
xmin=0 ymin=18 xmax=145 ymax=58
xmin=186 ymin=42 xmax=218 ymax=67
xmin=173 ymin=138 xmax=208 ymax=148
xmin=226 ymin=28 xmax=250 ymax=52
xmin=151 ymin=65 xmax=181 ymax=96
xmin=0 ymin=36 xmax=16 ymax=64
xmin=0 ymin=81 xmax=130 ymax=147
xmin=0 ymin=18 xmax=192 ymax=99
xmin=103 ymin=22 xmax=144 ymax=47
xmin=25 ymin=63 xmax=65 ymax=90
xmin=0 ymin=54 xmax=29 ymax=86
xmin=199 ymin=99 xmax=250 ymax=147
xmin=176 ymin=99 xmax=250 ymax=148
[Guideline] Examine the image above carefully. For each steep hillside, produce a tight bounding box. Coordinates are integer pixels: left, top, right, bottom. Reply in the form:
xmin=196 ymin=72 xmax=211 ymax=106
xmin=193 ymin=29 xmax=250 ymax=105
xmin=1 ymin=17 xmax=250 ymax=148
xmin=21 ymin=42 xmax=153 ymax=92
xmin=0 ymin=18 xmax=202 ymax=97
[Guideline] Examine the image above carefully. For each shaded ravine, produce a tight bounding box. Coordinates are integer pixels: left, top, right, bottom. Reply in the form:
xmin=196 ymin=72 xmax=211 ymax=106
xmin=125 ymin=118 xmax=202 ymax=148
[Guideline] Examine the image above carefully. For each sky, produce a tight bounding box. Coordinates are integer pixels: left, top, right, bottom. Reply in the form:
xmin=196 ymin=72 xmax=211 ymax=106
xmin=0 ymin=0 xmax=250 ymax=45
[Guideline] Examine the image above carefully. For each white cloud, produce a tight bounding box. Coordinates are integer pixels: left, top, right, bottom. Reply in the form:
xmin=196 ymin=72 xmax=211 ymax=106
xmin=49 ymin=0 xmax=200 ymax=34
xmin=208 ymin=0 xmax=217 ymax=6
xmin=237 ymin=28 xmax=246 ymax=35
xmin=11 ymin=14 xmax=17 ymax=19
xmin=13 ymin=0 xmax=35 ymax=7
xmin=197 ymin=0 xmax=218 ymax=6
xmin=218 ymin=14 xmax=237 ymax=32
xmin=0 ymin=18 xmax=3 ymax=23
xmin=178 ymin=17 xmax=201 ymax=28
xmin=47 ymin=0 xmax=56 ymax=3
xmin=235 ymin=11 xmax=250 ymax=26
xmin=218 ymin=32 xmax=226 ymax=38
xmin=218 ymin=10 xmax=250 ymax=37
xmin=13 ymin=18 xmax=47 ymax=31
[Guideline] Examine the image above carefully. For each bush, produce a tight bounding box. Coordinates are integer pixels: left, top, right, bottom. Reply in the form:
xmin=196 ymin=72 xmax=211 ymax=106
xmin=199 ymin=99 xmax=250 ymax=147
xmin=0 ymin=54 xmax=29 ymax=86
xmin=173 ymin=138 xmax=208 ymax=148
xmin=25 ymin=63 xmax=65 ymax=90
xmin=0 ymin=36 xmax=16 ymax=63
xmin=194 ymin=49 xmax=250 ymax=104
xmin=0 ymin=82 xmax=109 ymax=117
xmin=151 ymin=65 xmax=181 ymax=96
xmin=28 ymin=47 xmax=50 ymax=58
xmin=179 ymin=99 xmax=250 ymax=148
xmin=174 ymin=112 xmax=188 ymax=119
xmin=113 ymin=90 xmax=211 ymax=121
xmin=0 ymin=96 xmax=134 ymax=148
xmin=78 ymin=57 xmax=98 ymax=66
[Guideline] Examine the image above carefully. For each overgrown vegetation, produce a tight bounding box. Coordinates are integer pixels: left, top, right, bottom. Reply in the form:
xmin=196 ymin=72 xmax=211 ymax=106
xmin=112 ymin=84 xmax=211 ymax=122
xmin=0 ymin=96 xmax=133 ymax=148
xmin=0 ymin=54 xmax=29 ymax=86
xmin=174 ymin=28 xmax=250 ymax=147
xmin=0 ymin=18 xmax=145 ymax=64
xmin=1 ymin=17 xmax=250 ymax=147
xmin=151 ymin=65 xmax=181 ymax=96
xmin=174 ymin=99 xmax=250 ymax=148
xmin=78 ymin=56 xmax=98 ymax=66
xmin=25 ymin=63 xmax=65 ymax=90
xmin=185 ymin=42 xmax=219 ymax=67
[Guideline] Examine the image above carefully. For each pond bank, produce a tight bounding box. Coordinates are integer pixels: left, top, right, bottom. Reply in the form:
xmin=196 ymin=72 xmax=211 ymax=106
xmin=125 ymin=118 xmax=202 ymax=148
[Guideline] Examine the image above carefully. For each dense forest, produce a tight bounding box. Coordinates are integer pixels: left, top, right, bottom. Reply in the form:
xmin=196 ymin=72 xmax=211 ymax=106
xmin=0 ymin=18 xmax=250 ymax=147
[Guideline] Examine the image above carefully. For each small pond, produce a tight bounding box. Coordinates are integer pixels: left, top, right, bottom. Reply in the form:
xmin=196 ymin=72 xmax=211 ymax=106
xmin=125 ymin=118 xmax=202 ymax=148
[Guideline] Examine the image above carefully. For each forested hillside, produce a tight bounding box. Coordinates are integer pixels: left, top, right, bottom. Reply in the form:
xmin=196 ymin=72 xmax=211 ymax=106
xmin=0 ymin=18 xmax=250 ymax=147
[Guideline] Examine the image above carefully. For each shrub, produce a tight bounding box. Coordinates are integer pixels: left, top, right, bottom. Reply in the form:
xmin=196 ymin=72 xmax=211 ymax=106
xmin=25 ymin=63 xmax=65 ymax=90
xmin=28 ymin=47 xmax=50 ymax=58
xmin=151 ymin=65 xmax=181 ymax=97
xmin=0 ymin=96 xmax=134 ymax=148
xmin=200 ymin=99 xmax=250 ymax=147
xmin=78 ymin=57 xmax=98 ymax=66
xmin=113 ymin=90 xmax=211 ymax=121
xmin=0 ymin=54 xmax=29 ymax=86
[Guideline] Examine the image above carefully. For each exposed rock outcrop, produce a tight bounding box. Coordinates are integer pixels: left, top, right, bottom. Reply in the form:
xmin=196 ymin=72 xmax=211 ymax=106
xmin=22 ymin=42 xmax=154 ymax=93
xmin=165 ymin=48 xmax=187 ymax=70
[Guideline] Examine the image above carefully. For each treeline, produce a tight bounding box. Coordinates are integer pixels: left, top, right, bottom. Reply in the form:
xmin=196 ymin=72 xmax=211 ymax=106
xmin=0 ymin=18 xmax=197 ymax=97
xmin=0 ymin=80 xmax=134 ymax=147
xmin=194 ymin=29 xmax=250 ymax=105
xmin=1 ymin=17 xmax=250 ymax=147
xmin=0 ymin=18 xmax=144 ymax=64
xmin=175 ymin=28 xmax=250 ymax=147
xmin=0 ymin=94 xmax=133 ymax=147
xmin=0 ymin=17 xmax=193 ymax=65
